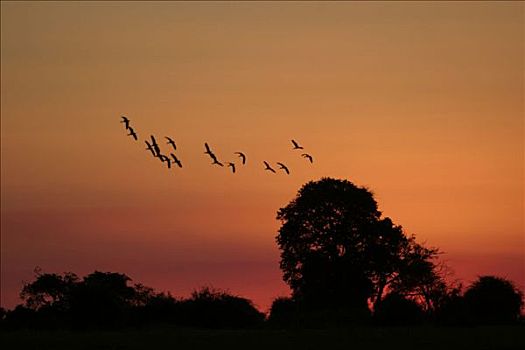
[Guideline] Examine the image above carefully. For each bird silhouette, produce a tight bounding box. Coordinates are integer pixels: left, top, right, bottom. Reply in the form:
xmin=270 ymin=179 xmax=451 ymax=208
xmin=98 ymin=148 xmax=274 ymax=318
xmin=291 ymin=139 xmax=303 ymax=150
xmin=120 ymin=116 xmax=130 ymax=129
xmin=158 ymin=154 xmax=171 ymax=168
xmin=170 ymin=153 xmax=182 ymax=168
xmin=145 ymin=141 xmax=156 ymax=157
xmin=227 ymin=162 xmax=236 ymax=173
xmin=204 ymin=143 xmax=224 ymax=166
xmin=263 ymin=161 xmax=276 ymax=173
xmin=204 ymin=143 xmax=214 ymax=156
xmin=302 ymin=153 xmax=313 ymax=163
xmin=166 ymin=137 xmax=177 ymax=151
xmin=150 ymin=135 xmax=161 ymax=155
xmin=127 ymin=127 xmax=138 ymax=140
xmin=234 ymin=152 xmax=246 ymax=165
xmin=277 ymin=162 xmax=290 ymax=174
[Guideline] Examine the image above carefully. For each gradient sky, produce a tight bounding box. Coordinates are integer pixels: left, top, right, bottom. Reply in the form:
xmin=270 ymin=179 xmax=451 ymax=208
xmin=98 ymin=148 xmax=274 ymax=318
xmin=1 ymin=1 xmax=523 ymax=311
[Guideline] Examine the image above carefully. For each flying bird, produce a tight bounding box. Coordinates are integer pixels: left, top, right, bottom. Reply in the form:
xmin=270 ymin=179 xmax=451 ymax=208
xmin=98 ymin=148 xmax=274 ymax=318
xmin=291 ymin=139 xmax=304 ymax=150
xmin=234 ymin=152 xmax=246 ymax=165
xmin=150 ymin=135 xmax=161 ymax=155
xmin=204 ymin=143 xmax=214 ymax=156
xmin=145 ymin=141 xmax=156 ymax=157
xmin=158 ymin=154 xmax=171 ymax=168
xmin=150 ymin=135 xmax=158 ymax=145
xmin=263 ymin=161 xmax=276 ymax=173
xmin=120 ymin=115 xmax=130 ymax=129
xmin=277 ymin=162 xmax=290 ymax=175
xmin=227 ymin=162 xmax=236 ymax=173
xmin=166 ymin=137 xmax=176 ymax=150
xmin=302 ymin=153 xmax=313 ymax=163
xmin=170 ymin=153 xmax=182 ymax=168
xmin=204 ymin=143 xmax=224 ymax=166
xmin=127 ymin=127 xmax=138 ymax=140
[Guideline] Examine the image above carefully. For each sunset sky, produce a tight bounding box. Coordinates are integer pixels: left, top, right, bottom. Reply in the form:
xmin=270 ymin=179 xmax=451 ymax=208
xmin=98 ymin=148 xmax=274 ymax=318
xmin=1 ymin=1 xmax=523 ymax=311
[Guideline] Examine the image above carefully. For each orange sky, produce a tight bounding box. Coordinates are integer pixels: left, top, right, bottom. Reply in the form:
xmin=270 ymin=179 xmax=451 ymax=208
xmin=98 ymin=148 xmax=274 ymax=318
xmin=1 ymin=2 xmax=523 ymax=311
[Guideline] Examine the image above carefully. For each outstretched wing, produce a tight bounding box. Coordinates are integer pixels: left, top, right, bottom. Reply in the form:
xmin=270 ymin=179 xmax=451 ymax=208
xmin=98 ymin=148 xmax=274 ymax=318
xmin=235 ymin=152 xmax=246 ymax=165
xmin=291 ymin=139 xmax=303 ymax=149
xmin=302 ymin=153 xmax=313 ymax=163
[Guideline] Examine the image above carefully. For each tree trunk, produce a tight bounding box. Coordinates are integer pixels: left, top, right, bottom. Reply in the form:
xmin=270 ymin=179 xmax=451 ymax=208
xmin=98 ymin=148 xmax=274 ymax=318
xmin=373 ymin=280 xmax=386 ymax=312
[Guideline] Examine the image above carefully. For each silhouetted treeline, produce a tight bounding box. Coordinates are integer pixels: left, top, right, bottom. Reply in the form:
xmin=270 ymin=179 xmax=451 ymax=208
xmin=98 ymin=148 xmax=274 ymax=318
xmin=267 ymin=275 xmax=523 ymax=328
xmin=0 ymin=269 xmax=264 ymax=330
xmin=0 ymin=268 xmax=522 ymax=330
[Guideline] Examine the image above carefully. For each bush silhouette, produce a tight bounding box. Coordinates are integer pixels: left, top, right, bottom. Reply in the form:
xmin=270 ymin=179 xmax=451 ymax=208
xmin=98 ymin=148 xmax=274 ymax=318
xmin=3 ymin=305 xmax=38 ymax=329
xmin=139 ymin=292 xmax=179 ymax=324
xmin=177 ymin=287 xmax=265 ymax=328
xmin=463 ymin=276 xmax=523 ymax=325
xmin=434 ymin=291 xmax=468 ymax=326
xmin=374 ymin=293 xmax=425 ymax=326
xmin=267 ymin=297 xmax=298 ymax=326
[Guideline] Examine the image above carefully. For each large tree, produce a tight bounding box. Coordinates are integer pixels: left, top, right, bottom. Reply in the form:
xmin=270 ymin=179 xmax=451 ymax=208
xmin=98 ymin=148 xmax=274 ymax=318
xmin=276 ymin=178 xmax=440 ymax=310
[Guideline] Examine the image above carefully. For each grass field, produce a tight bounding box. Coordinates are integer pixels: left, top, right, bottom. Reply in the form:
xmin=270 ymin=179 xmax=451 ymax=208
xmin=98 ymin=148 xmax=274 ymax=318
xmin=1 ymin=326 xmax=524 ymax=350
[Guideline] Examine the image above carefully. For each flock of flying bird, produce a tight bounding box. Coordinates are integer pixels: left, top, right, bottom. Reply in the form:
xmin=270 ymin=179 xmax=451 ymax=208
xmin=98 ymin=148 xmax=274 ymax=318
xmin=120 ymin=115 xmax=314 ymax=174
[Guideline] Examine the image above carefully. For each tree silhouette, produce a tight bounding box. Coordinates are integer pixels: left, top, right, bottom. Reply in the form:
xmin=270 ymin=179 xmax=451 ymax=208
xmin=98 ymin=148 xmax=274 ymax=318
xmin=463 ymin=275 xmax=523 ymax=324
xmin=69 ymin=271 xmax=139 ymax=328
xmin=276 ymin=178 xmax=440 ymax=313
xmin=19 ymin=269 xmax=157 ymax=328
xmin=20 ymin=267 xmax=78 ymax=311
xmin=390 ymin=259 xmax=461 ymax=314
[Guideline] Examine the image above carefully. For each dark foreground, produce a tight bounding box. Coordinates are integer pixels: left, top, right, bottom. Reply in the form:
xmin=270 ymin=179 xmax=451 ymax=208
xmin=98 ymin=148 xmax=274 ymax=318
xmin=1 ymin=326 xmax=524 ymax=350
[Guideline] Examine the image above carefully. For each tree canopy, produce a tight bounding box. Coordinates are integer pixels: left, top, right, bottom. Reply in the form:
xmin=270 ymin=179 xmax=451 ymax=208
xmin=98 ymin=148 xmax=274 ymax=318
xmin=276 ymin=178 xmax=441 ymax=311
